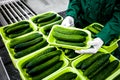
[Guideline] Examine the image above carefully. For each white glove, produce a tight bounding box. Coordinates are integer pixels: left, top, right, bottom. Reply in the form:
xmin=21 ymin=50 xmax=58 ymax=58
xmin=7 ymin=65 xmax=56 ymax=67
xmin=61 ymin=16 xmax=74 ymax=27
xmin=75 ymin=38 xmax=104 ymax=54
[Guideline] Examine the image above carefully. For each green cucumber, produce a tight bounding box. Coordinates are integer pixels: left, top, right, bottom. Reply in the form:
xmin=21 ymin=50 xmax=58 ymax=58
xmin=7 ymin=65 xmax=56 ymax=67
xmin=55 ymin=72 xmax=77 ymax=80
xmin=3 ymin=25 xmax=10 ymax=33
xmin=32 ymin=13 xmax=55 ymax=23
xmin=37 ymin=13 xmax=57 ymax=23
xmin=14 ymin=38 xmax=48 ymax=58
xmin=6 ymin=24 xmax=29 ymax=34
xmin=83 ymin=54 xmax=110 ymax=76
xmin=14 ymin=37 xmax=43 ymax=52
xmin=9 ymin=33 xmax=42 ymax=48
xmin=53 ymin=26 xmax=88 ymax=36
xmin=32 ymin=61 xmax=63 ymax=80
xmin=38 ymin=16 xmax=61 ymax=27
xmin=80 ymin=52 xmax=103 ymax=70
xmin=91 ymin=60 xmax=119 ymax=80
xmin=3 ymin=21 xmax=29 ymax=32
xmin=52 ymin=31 xmax=86 ymax=42
xmin=76 ymin=61 xmax=83 ymax=69
xmin=64 ymin=49 xmax=79 ymax=59
xmin=8 ymin=27 xmax=33 ymax=38
xmin=56 ymin=40 xmax=86 ymax=47
xmin=68 ymin=50 xmax=79 ymax=58
xmin=23 ymin=47 xmax=57 ymax=68
xmin=88 ymin=60 xmax=110 ymax=79
xmin=26 ymin=50 xmax=62 ymax=68
xmin=28 ymin=55 xmax=60 ymax=75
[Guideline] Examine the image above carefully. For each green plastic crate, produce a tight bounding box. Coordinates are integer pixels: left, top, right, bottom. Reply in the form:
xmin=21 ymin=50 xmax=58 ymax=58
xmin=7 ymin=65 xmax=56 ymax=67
xmin=71 ymin=49 xmax=120 ymax=80
xmin=47 ymin=25 xmax=92 ymax=50
xmin=0 ymin=20 xmax=37 ymax=41
xmin=84 ymin=22 xmax=119 ymax=53
xmin=4 ymin=32 xmax=47 ymax=68
xmin=16 ymin=46 xmax=69 ymax=80
xmin=102 ymin=38 xmax=119 ymax=53
xmin=30 ymin=11 xmax=63 ymax=30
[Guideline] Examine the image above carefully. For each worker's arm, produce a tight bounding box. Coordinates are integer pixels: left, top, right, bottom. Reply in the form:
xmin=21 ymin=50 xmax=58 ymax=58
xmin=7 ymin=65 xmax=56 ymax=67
xmin=96 ymin=1 xmax=120 ymax=44
xmin=66 ymin=0 xmax=81 ymax=22
xmin=61 ymin=0 xmax=81 ymax=27
xmin=75 ymin=1 xmax=120 ymax=54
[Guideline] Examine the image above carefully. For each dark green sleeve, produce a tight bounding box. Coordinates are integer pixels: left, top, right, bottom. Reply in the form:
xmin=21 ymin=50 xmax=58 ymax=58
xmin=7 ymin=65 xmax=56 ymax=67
xmin=96 ymin=2 xmax=120 ymax=44
xmin=66 ymin=0 xmax=81 ymax=22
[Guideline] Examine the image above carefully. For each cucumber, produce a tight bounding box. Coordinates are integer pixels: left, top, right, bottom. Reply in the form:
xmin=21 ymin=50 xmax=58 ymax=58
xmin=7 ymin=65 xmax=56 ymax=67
xmin=14 ymin=37 xmax=43 ymax=52
xmin=91 ymin=60 xmax=119 ymax=80
xmin=24 ymin=46 xmax=57 ymax=69
xmin=8 ymin=27 xmax=33 ymax=38
xmin=68 ymin=50 xmax=79 ymax=58
xmin=33 ymin=13 xmax=55 ymax=23
xmin=80 ymin=52 xmax=103 ymax=70
xmin=52 ymin=31 xmax=86 ymax=42
xmin=32 ymin=61 xmax=63 ymax=80
xmin=38 ymin=16 xmax=61 ymax=27
xmin=56 ymin=40 xmax=86 ymax=47
xmin=28 ymin=55 xmax=60 ymax=75
xmin=88 ymin=60 xmax=110 ymax=79
xmin=14 ymin=38 xmax=48 ymax=58
xmin=6 ymin=28 xmax=25 ymax=37
xmin=9 ymin=33 xmax=42 ymax=48
xmin=6 ymin=24 xmax=29 ymax=34
xmin=76 ymin=60 xmax=84 ymax=69
xmin=83 ymin=54 xmax=110 ymax=76
xmin=37 ymin=46 xmax=57 ymax=55
xmin=3 ymin=21 xmax=29 ymax=32
xmin=113 ymin=74 xmax=120 ymax=80
xmin=55 ymin=72 xmax=77 ymax=80
xmin=26 ymin=50 xmax=61 ymax=68
xmin=64 ymin=49 xmax=78 ymax=58
xmin=37 ymin=13 xmax=57 ymax=23
xmin=3 ymin=25 xmax=10 ymax=33
xmin=53 ymin=26 xmax=88 ymax=36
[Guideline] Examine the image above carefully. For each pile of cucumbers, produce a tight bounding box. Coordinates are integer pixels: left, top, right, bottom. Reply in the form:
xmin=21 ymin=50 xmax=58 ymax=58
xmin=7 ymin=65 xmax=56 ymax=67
xmin=3 ymin=21 xmax=33 ymax=38
xmin=86 ymin=23 xmax=103 ymax=38
xmin=9 ymin=32 xmax=48 ymax=58
xmin=32 ymin=12 xmax=62 ymax=27
xmin=76 ymin=53 xmax=119 ymax=80
xmin=23 ymin=47 xmax=64 ymax=80
xmin=52 ymin=26 xmax=88 ymax=47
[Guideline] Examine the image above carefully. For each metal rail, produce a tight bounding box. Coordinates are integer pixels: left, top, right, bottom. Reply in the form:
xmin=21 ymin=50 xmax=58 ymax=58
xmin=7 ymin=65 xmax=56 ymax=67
xmin=0 ymin=0 xmax=36 ymax=26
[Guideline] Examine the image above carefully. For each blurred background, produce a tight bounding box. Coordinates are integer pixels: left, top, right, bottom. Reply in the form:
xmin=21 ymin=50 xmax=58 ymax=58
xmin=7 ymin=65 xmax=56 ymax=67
xmin=24 ymin=0 xmax=69 ymax=14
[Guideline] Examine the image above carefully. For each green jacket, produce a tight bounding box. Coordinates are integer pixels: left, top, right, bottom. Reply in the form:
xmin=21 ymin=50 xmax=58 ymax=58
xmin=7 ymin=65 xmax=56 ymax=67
xmin=66 ymin=0 xmax=120 ymax=44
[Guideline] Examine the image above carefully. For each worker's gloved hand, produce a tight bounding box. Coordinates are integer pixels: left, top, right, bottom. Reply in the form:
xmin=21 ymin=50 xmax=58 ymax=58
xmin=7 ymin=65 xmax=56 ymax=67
xmin=75 ymin=38 xmax=104 ymax=54
xmin=61 ymin=16 xmax=74 ymax=27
